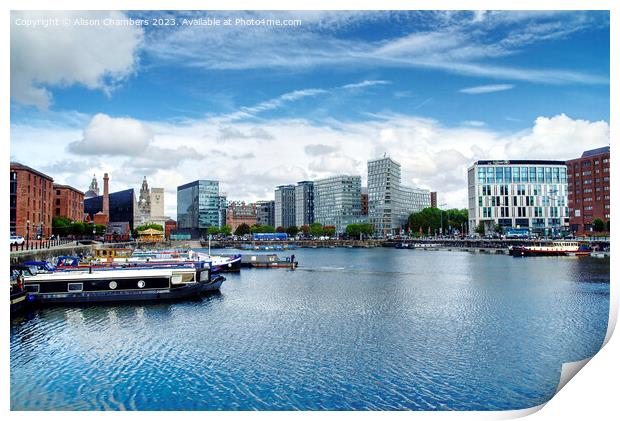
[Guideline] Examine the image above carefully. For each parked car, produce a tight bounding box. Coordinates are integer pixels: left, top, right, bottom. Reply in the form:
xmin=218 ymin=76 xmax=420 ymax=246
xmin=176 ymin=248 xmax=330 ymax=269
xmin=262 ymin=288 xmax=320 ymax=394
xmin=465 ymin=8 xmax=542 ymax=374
xmin=10 ymin=235 xmax=25 ymax=246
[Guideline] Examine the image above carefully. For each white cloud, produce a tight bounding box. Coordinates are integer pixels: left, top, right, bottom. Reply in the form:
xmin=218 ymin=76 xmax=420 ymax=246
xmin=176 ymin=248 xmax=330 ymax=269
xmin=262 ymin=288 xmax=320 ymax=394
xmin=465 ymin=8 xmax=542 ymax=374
xmin=459 ymin=84 xmax=515 ymax=94
xmin=10 ymin=112 xmax=609 ymax=218
xmin=145 ymin=11 xmax=607 ymax=85
xmin=11 ymin=11 xmax=143 ymax=108
xmin=68 ymin=113 xmax=152 ymax=156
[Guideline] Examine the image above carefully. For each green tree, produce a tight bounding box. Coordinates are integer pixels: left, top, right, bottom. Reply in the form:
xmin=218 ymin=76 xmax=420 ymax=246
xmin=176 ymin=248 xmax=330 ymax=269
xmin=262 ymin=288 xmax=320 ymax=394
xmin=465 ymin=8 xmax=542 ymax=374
xmin=136 ymin=223 xmax=164 ymax=232
xmin=606 ymin=220 xmax=610 ymax=232
xmin=250 ymin=224 xmax=276 ymax=234
xmin=220 ymin=225 xmax=232 ymax=236
xmin=593 ymin=218 xmax=605 ymax=232
xmin=276 ymin=226 xmax=285 ymax=233
xmin=345 ymin=223 xmax=374 ymax=238
xmin=475 ymin=221 xmax=485 ymax=235
xmin=308 ymin=222 xmax=323 ymax=237
xmin=52 ymin=216 xmax=72 ymax=236
xmin=286 ymin=225 xmax=299 ymax=236
xmin=234 ymin=223 xmax=251 ymax=236
xmin=94 ymin=224 xmax=106 ymax=236
xmin=207 ymin=226 xmax=220 ymax=236
xmin=322 ymin=226 xmax=336 ymax=237
xmin=300 ymin=225 xmax=310 ymax=235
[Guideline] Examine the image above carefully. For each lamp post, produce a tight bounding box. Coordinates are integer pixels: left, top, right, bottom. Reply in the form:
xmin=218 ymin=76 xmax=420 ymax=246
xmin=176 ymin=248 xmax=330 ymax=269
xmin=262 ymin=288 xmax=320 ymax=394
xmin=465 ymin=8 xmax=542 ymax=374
xmin=26 ymin=219 xmax=30 ymax=248
xmin=439 ymin=203 xmax=447 ymax=237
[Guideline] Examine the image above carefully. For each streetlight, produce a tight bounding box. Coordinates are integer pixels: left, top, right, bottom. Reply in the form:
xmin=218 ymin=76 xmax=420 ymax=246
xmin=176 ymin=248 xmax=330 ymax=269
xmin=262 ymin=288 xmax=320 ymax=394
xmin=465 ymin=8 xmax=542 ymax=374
xmin=26 ymin=219 xmax=30 ymax=248
xmin=439 ymin=203 xmax=447 ymax=237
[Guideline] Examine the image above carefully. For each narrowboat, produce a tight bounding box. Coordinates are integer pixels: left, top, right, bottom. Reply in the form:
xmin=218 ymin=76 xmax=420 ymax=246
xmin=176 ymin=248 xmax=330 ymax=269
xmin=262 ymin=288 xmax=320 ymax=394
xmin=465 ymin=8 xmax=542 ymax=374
xmin=240 ymin=254 xmax=298 ymax=269
xmin=16 ymin=266 xmax=207 ymax=304
xmin=10 ymin=269 xmax=29 ymax=314
xmin=509 ymin=241 xmax=592 ymax=257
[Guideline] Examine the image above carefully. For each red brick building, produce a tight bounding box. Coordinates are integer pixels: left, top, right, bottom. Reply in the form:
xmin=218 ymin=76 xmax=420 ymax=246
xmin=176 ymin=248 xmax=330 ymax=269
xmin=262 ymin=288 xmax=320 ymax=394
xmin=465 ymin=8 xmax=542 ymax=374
xmin=361 ymin=192 xmax=368 ymax=216
xmin=430 ymin=191 xmax=438 ymax=208
xmin=53 ymin=184 xmax=84 ymax=221
xmin=226 ymin=201 xmax=257 ymax=231
xmin=165 ymin=219 xmax=177 ymax=239
xmin=10 ymin=162 xmax=54 ymax=239
xmin=567 ymin=146 xmax=610 ymax=235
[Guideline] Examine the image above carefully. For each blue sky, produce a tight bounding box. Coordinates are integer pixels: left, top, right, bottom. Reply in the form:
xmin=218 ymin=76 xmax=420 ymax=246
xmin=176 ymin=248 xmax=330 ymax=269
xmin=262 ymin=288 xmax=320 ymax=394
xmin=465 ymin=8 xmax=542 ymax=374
xmin=10 ymin=10 xmax=610 ymax=215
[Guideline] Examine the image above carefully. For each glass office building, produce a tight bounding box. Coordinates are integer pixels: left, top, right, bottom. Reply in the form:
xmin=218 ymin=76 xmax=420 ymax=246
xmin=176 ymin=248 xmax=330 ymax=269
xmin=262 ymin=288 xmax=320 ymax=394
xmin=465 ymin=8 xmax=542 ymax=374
xmin=368 ymin=156 xmax=430 ymax=236
xmin=314 ymin=175 xmax=362 ymax=234
xmin=467 ymin=160 xmax=569 ymax=235
xmin=295 ymin=181 xmax=314 ymax=227
xmin=275 ymin=185 xmax=296 ymax=228
xmin=177 ymin=180 xmax=220 ymax=230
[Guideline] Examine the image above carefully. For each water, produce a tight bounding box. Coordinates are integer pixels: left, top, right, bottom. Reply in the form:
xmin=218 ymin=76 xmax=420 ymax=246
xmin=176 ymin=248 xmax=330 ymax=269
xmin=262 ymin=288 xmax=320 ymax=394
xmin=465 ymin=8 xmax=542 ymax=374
xmin=10 ymin=248 xmax=610 ymax=410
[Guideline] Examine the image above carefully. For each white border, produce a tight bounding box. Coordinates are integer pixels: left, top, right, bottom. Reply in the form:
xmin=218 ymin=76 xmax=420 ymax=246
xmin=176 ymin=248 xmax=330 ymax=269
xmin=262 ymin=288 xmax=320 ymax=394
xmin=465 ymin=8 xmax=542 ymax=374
xmin=2 ymin=1 xmax=616 ymax=420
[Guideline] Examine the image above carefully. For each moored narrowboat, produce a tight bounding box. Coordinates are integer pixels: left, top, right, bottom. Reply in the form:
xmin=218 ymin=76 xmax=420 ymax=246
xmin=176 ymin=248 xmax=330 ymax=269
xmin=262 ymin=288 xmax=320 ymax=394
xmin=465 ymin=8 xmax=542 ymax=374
xmin=509 ymin=241 xmax=592 ymax=257
xmin=17 ymin=266 xmax=206 ymax=304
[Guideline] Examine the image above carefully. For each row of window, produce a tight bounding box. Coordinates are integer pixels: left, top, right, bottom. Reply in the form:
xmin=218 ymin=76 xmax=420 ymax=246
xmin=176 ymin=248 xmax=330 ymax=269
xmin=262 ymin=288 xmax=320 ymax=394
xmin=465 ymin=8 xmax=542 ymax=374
xmin=477 ymin=166 xmax=567 ymax=184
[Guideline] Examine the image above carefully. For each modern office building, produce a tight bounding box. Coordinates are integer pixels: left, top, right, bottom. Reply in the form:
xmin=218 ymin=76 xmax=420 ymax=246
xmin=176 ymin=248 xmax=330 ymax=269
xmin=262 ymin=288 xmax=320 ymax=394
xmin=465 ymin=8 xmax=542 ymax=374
xmin=314 ymin=175 xmax=362 ymax=234
xmin=567 ymin=146 xmax=610 ymax=234
xmin=274 ymin=185 xmax=296 ymax=228
xmin=256 ymin=200 xmax=275 ymax=227
xmin=218 ymin=194 xmax=227 ymax=228
xmin=176 ymin=180 xmax=220 ymax=233
xmin=295 ymin=181 xmax=314 ymax=227
xmin=53 ymin=184 xmax=84 ymax=221
xmin=84 ymin=188 xmax=137 ymax=230
xmin=367 ymin=156 xmax=431 ymax=236
xmin=430 ymin=191 xmax=438 ymax=208
xmin=226 ymin=201 xmax=257 ymax=231
xmin=467 ymin=160 xmax=569 ymax=235
xmin=10 ymin=162 xmax=54 ymax=238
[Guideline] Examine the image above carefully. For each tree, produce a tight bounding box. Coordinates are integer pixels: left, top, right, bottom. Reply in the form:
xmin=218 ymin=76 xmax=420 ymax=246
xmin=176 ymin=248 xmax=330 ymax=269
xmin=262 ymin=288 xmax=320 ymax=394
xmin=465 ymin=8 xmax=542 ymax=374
xmin=322 ymin=226 xmax=336 ymax=237
xmin=606 ymin=220 xmax=610 ymax=232
xmin=207 ymin=226 xmax=220 ymax=236
xmin=220 ymin=225 xmax=232 ymax=236
xmin=475 ymin=221 xmax=485 ymax=235
xmin=52 ymin=216 xmax=72 ymax=236
xmin=286 ymin=225 xmax=299 ymax=236
xmin=300 ymin=225 xmax=310 ymax=235
xmin=136 ymin=223 xmax=164 ymax=232
xmin=345 ymin=223 xmax=374 ymax=238
xmin=593 ymin=218 xmax=605 ymax=232
xmin=276 ymin=226 xmax=285 ymax=233
xmin=250 ymin=224 xmax=276 ymax=234
xmin=308 ymin=222 xmax=323 ymax=237
xmin=234 ymin=223 xmax=250 ymax=236
xmin=94 ymin=224 xmax=106 ymax=236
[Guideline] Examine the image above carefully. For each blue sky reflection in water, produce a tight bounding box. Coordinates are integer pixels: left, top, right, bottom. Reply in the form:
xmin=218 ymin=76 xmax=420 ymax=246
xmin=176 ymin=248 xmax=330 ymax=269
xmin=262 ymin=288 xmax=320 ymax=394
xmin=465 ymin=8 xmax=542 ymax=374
xmin=10 ymin=249 xmax=609 ymax=410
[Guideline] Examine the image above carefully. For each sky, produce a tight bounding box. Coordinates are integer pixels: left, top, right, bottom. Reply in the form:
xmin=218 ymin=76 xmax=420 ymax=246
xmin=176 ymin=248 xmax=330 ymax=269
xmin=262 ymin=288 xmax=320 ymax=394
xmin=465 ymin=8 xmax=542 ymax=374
xmin=10 ymin=10 xmax=610 ymax=219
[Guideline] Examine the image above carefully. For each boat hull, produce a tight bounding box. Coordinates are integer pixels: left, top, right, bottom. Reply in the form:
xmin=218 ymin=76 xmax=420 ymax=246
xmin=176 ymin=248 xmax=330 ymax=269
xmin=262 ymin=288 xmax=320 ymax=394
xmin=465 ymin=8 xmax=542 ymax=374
xmin=26 ymin=283 xmax=203 ymax=304
xmin=510 ymin=247 xmax=591 ymax=257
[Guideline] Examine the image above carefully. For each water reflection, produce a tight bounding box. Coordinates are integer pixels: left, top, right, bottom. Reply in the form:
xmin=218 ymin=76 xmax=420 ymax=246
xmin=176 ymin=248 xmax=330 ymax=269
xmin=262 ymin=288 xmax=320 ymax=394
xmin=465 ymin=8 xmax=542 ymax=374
xmin=11 ymin=248 xmax=609 ymax=411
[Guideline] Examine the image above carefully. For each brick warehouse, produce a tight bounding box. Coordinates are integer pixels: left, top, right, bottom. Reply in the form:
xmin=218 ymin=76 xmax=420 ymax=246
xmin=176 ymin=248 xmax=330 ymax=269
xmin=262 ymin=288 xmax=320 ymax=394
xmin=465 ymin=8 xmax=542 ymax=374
xmin=53 ymin=184 xmax=85 ymax=221
xmin=567 ymin=146 xmax=610 ymax=235
xmin=10 ymin=162 xmax=54 ymax=239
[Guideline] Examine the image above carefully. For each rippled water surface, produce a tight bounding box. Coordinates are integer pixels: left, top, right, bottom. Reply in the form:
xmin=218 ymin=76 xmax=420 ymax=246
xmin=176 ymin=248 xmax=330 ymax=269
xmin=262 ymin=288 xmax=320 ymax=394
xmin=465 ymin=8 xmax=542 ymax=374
xmin=10 ymin=248 xmax=609 ymax=410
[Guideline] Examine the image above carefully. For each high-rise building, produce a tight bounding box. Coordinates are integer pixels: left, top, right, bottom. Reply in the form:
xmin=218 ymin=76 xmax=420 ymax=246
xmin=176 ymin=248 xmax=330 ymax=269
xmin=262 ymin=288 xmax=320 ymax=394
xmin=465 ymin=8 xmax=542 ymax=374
xmin=467 ymin=160 xmax=569 ymax=235
xmin=218 ymin=194 xmax=228 ymax=228
xmin=10 ymin=162 xmax=54 ymax=238
xmin=275 ymin=185 xmax=296 ymax=228
xmin=256 ymin=200 xmax=275 ymax=227
xmin=295 ymin=181 xmax=314 ymax=227
xmin=367 ymin=156 xmax=430 ymax=236
xmin=226 ymin=201 xmax=257 ymax=231
xmin=53 ymin=184 xmax=84 ymax=222
xmin=314 ymin=175 xmax=362 ymax=234
xmin=567 ymin=146 xmax=610 ymax=234
xmin=150 ymin=188 xmax=165 ymax=220
xmin=177 ymin=180 xmax=220 ymax=231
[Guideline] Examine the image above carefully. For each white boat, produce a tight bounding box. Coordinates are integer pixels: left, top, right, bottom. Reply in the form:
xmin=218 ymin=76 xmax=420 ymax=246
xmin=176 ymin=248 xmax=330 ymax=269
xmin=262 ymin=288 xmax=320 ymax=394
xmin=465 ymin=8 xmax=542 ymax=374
xmin=510 ymin=241 xmax=592 ymax=257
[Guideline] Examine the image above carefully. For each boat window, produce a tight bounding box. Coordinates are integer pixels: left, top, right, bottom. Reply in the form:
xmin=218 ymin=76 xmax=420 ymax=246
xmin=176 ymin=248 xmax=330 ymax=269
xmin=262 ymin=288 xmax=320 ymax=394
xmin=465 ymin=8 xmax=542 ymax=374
xmin=25 ymin=284 xmax=40 ymax=293
xmin=68 ymin=283 xmax=83 ymax=292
